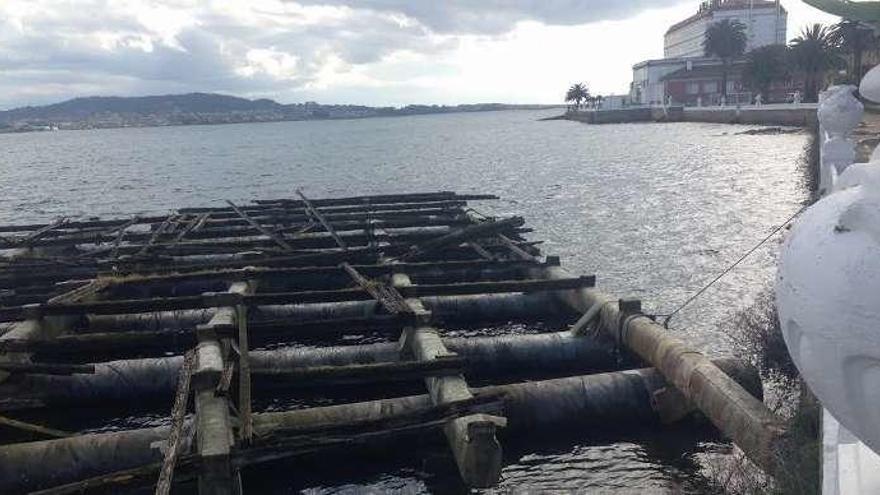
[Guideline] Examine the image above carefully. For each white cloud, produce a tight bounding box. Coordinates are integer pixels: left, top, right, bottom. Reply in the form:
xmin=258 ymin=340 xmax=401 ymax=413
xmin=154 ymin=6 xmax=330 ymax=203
xmin=0 ymin=0 xmax=840 ymax=109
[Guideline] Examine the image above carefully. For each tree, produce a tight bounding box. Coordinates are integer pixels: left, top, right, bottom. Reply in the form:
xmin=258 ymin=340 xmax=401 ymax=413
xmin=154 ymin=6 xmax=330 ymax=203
xmin=703 ymin=19 xmax=748 ymax=98
xmin=790 ymin=23 xmax=845 ymax=102
xmin=829 ymin=20 xmax=876 ymax=81
xmin=564 ymin=83 xmax=590 ymax=110
xmin=744 ymin=45 xmax=791 ymax=99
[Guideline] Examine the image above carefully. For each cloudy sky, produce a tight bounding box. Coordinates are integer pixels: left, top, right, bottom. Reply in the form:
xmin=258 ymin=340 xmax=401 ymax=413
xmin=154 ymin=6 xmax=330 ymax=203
xmin=0 ymin=1 xmax=838 ymax=109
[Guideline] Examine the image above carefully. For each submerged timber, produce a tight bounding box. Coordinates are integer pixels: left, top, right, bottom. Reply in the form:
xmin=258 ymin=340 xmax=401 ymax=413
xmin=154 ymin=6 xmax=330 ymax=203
xmin=0 ymin=191 xmax=788 ymax=493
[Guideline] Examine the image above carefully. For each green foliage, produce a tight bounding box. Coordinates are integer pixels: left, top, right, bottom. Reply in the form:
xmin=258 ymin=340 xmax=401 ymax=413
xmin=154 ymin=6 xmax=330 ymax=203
xmin=802 ymin=0 xmax=880 ymax=24
xmin=564 ymin=83 xmax=590 ymax=109
xmin=703 ymin=19 xmax=748 ymax=97
xmin=790 ymin=24 xmax=845 ymax=101
xmin=703 ymin=19 xmax=748 ymax=60
xmin=829 ymin=20 xmax=877 ymax=81
xmin=744 ymin=45 xmax=791 ymax=97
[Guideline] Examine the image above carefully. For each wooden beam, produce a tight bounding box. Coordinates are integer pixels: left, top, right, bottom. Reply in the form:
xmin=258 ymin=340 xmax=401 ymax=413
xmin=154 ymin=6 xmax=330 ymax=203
xmin=391 ymin=271 xmax=504 ymax=488
xmin=155 ymin=349 xmax=195 ymax=495
xmin=0 ymin=414 xmax=71 ymax=438
xmin=226 ymin=200 xmax=293 ymax=251
xmin=236 ymin=300 xmax=254 ymax=444
xmin=340 ymin=262 xmax=410 ymax=314
xmin=136 ymin=214 xmax=176 ymax=257
xmin=497 ymin=234 xmax=540 ymax=262
xmin=398 ymin=216 xmax=525 ymax=261
xmin=297 ymin=190 xmax=348 ymax=250
xmin=0 ymin=361 xmax=95 ymax=375
xmin=17 ymin=218 xmax=68 ymax=246
xmin=252 ymin=356 xmax=468 ymax=386
xmin=0 ymin=275 xmax=592 ymax=319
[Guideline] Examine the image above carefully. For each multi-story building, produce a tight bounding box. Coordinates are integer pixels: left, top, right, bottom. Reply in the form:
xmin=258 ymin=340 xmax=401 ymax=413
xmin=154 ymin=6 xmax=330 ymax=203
xmin=629 ymin=0 xmax=788 ymax=106
xmin=665 ymin=0 xmax=787 ymax=58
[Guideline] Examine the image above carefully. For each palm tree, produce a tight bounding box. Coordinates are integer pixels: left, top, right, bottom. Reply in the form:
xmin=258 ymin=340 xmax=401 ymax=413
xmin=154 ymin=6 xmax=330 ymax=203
xmin=744 ymin=45 xmax=791 ymax=100
xmin=703 ymin=19 xmax=748 ymax=98
xmin=790 ymin=24 xmax=845 ymax=102
xmin=564 ymin=83 xmax=590 ymax=110
xmin=829 ymin=20 xmax=876 ymax=81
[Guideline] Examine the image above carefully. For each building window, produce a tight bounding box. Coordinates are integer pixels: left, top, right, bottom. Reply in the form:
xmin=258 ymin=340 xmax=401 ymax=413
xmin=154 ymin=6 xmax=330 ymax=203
xmin=703 ymin=81 xmax=718 ymax=94
xmin=727 ymin=80 xmax=737 ymax=93
xmin=686 ymin=82 xmax=700 ymax=95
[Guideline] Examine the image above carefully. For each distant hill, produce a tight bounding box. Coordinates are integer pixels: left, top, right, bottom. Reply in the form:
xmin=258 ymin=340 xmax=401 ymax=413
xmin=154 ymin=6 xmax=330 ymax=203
xmin=0 ymin=93 xmax=558 ymax=132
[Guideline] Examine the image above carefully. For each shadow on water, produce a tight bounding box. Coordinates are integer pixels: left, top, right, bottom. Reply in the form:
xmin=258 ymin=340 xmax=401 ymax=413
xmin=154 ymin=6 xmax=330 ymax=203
xmin=238 ymin=420 xmax=723 ymax=494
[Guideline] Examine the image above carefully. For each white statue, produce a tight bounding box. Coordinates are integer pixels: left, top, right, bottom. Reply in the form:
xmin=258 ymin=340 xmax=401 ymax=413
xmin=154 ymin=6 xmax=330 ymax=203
xmin=817 ymin=86 xmax=863 ymax=192
xmin=777 ymin=75 xmax=880 ymax=454
xmin=754 ymin=93 xmax=763 ymax=106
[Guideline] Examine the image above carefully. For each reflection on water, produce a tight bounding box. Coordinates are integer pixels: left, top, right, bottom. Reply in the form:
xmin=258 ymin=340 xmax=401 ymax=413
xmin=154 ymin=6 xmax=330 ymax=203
xmin=0 ymin=110 xmax=808 ymax=492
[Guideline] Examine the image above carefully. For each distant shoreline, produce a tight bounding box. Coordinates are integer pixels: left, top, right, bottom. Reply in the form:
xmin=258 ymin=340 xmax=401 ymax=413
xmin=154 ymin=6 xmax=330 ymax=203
xmin=0 ymin=92 xmax=562 ymax=135
xmin=0 ymin=107 xmax=561 ymax=135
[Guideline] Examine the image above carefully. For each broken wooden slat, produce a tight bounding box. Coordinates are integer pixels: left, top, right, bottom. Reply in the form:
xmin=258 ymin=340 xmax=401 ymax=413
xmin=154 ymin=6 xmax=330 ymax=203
xmin=155 ymin=349 xmax=195 ymax=495
xmin=497 ymin=233 xmax=541 ymax=262
xmin=226 ymin=200 xmax=293 ymax=251
xmin=17 ymin=218 xmax=68 ymax=247
xmin=340 ymin=262 xmax=410 ymax=314
xmin=237 ymin=301 xmax=254 ymax=444
xmin=467 ymin=242 xmax=495 ymax=260
xmin=135 ymin=214 xmax=176 ymax=257
xmin=297 ymin=190 xmax=348 ymax=250
xmin=164 ymin=213 xmax=210 ymax=250
xmin=109 ymin=216 xmax=140 ymax=260
xmin=0 ymin=414 xmax=71 ymax=439
xmin=398 ymin=216 xmax=525 ymax=261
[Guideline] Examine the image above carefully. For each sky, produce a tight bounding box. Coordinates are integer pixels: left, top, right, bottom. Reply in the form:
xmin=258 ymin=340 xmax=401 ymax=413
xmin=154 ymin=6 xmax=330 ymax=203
xmin=0 ymin=1 xmax=840 ymax=110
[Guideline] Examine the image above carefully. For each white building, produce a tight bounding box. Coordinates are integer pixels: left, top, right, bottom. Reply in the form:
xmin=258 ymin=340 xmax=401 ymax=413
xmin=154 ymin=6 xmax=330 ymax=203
xmin=664 ymin=0 xmax=787 ymax=59
xmin=631 ymin=58 xmax=689 ymax=105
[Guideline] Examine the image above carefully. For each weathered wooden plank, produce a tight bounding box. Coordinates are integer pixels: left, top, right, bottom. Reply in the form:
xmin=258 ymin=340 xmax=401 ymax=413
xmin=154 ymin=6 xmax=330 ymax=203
xmin=398 ymin=217 xmax=525 ymax=261
xmin=0 ymin=414 xmax=71 ymax=438
xmin=391 ymin=271 xmax=504 ymax=488
xmin=135 ymin=214 xmax=176 ymax=257
xmin=297 ymin=190 xmax=348 ymax=250
xmin=340 ymin=262 xmax=410 ymax=314
xmin=236 ymin=302 xmax=253 ymax=444
xmin=226 ymin=200 xmax=293 ymax=251
xmin=17 ymin=218 xmax=69 ymax=246
xmin=0 ymin=275 xmax=589 ymax=320
xmin=155 ymin=349 xmax=195 ymax=495
xmin=0 ymin=361 xmax=95 ymax=375
xmin=252 ymin=356 xmax=468 ymax=386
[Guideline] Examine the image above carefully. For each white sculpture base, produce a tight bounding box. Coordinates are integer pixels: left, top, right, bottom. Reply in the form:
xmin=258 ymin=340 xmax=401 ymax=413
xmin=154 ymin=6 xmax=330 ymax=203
xmin=824 ymin=409 xmax=880 ymax=494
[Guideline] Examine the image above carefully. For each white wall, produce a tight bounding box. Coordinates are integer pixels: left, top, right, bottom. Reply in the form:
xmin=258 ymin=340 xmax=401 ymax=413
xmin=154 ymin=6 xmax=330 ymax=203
xmin=664 ymin=5 xmax=787 ymax=58
xmin=631 ymin=60 xmax=687 ymax=105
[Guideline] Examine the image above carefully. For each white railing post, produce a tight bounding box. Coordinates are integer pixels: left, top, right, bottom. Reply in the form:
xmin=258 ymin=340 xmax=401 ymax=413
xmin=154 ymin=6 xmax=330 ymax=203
xmin=816 ymin=85 xmax=863 ymax=196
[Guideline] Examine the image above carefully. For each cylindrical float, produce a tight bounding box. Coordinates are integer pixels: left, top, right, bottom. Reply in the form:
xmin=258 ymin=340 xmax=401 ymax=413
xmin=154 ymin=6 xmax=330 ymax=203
xmin=0 ymin=359 xmax=759 ymax=493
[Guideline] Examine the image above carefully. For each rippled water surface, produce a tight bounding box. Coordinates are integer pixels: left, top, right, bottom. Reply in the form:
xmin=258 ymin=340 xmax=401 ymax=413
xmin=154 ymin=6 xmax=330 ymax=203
xmin=0 ymin=110 xmax=809 ymax=492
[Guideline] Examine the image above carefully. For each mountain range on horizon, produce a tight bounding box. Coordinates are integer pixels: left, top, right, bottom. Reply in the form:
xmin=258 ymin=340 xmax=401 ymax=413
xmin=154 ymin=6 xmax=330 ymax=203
xmin=0 ymin=92 xmax=556 ymax=133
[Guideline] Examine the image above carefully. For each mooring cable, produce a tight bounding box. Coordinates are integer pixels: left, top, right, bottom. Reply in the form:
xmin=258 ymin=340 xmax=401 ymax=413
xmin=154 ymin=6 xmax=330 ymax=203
xmin=658 ymin=202 xmax=810 ymax=329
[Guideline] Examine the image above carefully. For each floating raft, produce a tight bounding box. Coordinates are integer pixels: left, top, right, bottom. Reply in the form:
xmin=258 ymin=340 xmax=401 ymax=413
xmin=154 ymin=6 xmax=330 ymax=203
xmin=0 ymin=191 xmax=787 ymax=494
